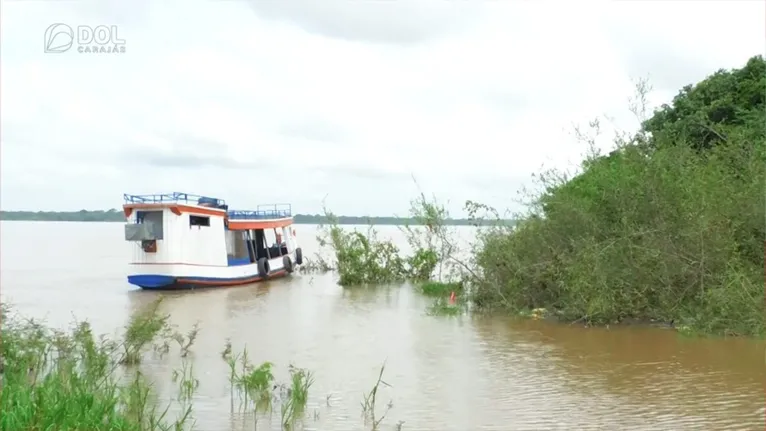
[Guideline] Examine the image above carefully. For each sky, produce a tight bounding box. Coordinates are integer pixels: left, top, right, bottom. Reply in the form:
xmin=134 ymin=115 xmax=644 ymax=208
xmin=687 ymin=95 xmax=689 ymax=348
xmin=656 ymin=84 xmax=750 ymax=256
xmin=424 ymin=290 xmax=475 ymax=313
xmin=1 ymin=0 xmax=763 ymax=217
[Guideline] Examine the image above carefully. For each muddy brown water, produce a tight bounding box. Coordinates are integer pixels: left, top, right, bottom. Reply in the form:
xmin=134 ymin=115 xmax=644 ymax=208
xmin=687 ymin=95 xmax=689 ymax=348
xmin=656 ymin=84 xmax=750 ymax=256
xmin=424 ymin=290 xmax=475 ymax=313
xmin=1 ymin=221 xmax=764 ymax=430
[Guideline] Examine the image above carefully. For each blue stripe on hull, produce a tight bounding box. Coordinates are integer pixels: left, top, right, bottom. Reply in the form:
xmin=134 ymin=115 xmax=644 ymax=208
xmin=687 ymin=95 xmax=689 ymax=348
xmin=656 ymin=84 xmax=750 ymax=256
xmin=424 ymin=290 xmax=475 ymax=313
xmin=128 ymin=270 xmax=288 ymax=290
xmin=128 ymin=274 xmax=176 ymax=289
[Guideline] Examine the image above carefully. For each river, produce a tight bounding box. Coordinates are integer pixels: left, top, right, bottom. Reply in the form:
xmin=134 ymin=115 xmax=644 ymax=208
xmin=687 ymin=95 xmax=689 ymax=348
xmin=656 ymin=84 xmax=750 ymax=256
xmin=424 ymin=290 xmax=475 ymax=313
xmin=1 ymin=221 xmax=763 ymax=430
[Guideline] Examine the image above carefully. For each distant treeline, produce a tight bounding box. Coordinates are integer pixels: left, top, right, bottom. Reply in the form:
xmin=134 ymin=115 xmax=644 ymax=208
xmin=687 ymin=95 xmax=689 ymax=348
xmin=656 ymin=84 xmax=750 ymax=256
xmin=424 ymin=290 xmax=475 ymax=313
xmin=0 ymin=209 xmax=510 ymax=226
xmin=0 ymin=210 xmax=127 ymax=222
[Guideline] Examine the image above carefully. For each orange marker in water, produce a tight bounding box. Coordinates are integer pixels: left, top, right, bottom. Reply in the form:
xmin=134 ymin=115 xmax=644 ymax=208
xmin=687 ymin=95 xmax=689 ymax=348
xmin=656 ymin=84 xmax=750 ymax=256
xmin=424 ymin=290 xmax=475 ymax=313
xmin=449 ymin=291 xmax=456 ymax=305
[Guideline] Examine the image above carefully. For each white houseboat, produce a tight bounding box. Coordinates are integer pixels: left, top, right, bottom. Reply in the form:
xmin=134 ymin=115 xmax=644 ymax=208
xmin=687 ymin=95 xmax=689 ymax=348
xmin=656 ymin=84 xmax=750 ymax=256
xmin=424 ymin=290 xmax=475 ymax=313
xmin=123 ymin=192 xmax=303 ymax=289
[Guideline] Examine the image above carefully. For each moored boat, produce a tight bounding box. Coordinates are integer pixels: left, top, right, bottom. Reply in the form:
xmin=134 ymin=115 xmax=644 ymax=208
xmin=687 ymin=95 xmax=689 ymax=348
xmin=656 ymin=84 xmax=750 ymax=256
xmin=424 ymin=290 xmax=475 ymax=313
xmin=123 ymin=192 xmax=303 ymax=290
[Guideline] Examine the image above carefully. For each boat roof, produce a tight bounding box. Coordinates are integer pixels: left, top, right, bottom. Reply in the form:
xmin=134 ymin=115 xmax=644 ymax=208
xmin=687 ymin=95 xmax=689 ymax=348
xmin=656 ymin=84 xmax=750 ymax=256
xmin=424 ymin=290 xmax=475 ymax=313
xmin=123 ymin=192 xmax=293 ymax=229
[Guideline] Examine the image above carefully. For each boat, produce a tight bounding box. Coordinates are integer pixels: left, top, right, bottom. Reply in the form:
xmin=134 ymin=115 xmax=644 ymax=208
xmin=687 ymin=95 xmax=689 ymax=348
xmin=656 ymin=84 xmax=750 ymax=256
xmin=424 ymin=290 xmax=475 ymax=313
xmin=122 ymin=192 xmax=303 ymax=290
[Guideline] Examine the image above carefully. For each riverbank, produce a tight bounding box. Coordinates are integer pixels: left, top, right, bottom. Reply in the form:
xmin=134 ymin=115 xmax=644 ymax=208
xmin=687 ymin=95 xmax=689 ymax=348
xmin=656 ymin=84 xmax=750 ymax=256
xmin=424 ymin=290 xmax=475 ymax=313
xmin=466 ymin=56 xmax=765 ymax=337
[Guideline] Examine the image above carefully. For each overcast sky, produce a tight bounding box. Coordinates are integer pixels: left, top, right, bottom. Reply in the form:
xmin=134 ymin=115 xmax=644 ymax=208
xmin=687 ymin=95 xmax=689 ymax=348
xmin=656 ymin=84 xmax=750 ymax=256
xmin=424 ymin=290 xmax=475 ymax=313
xmin=1 ymin=0 xmax=763 ymax=216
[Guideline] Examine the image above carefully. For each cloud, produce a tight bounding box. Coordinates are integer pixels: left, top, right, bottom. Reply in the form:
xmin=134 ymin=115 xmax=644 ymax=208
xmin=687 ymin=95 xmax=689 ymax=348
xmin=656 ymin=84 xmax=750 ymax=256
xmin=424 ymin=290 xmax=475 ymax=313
xmin=246 ymin=0 xmax=487 ymax=46
xmin=1 ymin=0 xmax=763 ymax=215
xmin=121 ymin=134 xmax=269 ymax=170
xmin=278 ymin=116 xmax=351 ymax=146
xmin=602 ymin=0 xmax=766 ymax=94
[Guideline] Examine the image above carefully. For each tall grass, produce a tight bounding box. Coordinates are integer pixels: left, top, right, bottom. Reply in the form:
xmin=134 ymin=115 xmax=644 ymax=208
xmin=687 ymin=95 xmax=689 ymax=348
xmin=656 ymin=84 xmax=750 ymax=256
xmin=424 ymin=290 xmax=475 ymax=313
xmin=361 ymin=363 xmax=394 ymax=430
xmin=1 ymin=305 xmax=398 ymax=430
xmin=220 ymin=342 xmax=317 ymax=430
xmin=0 ymin=301 xmax=200 ymax=431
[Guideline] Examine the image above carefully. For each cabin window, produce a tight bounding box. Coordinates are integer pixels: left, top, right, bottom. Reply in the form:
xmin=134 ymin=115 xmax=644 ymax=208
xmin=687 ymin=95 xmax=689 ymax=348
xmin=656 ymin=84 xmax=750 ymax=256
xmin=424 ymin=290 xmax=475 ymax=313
xmin=189 ymin=215 xmax=210 ymax=227
xmin=136 ymin=210 xmax=162 ymax=229
xmin=125 ymin=210 xmax=164 ymax=240
xmin=135 ymin=210 xmax=163 ymax=225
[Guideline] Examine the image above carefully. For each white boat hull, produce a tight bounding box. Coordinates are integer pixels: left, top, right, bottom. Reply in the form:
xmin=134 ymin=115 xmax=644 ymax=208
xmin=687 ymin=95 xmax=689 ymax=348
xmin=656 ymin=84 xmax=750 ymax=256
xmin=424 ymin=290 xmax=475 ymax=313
xmin=127 ymin=252 xmax=295 ymax=290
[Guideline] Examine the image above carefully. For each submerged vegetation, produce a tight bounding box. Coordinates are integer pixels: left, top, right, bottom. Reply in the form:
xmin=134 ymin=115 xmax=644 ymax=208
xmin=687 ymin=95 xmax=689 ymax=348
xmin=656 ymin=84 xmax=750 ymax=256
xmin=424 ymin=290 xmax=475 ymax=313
xmin=304 ymin=56 xmax=766 ymax=337
xmin=0 ymin=302 xmax=398 ymax=431
xmin=219 ymin=342 xmax=318 ymax=430
xmin=418 ymin=281 xmax=462 ymax=297
xmin=305 ymin=192 xmax=462 ymax=288
xmin=304 ymin=191 xmax=470 ymax=318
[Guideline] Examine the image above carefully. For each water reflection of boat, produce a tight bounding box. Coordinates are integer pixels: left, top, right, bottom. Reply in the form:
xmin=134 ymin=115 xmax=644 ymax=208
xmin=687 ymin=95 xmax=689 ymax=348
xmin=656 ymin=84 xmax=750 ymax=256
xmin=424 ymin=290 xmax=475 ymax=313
xmin=122 ymin=192 xmax=304 ymax=290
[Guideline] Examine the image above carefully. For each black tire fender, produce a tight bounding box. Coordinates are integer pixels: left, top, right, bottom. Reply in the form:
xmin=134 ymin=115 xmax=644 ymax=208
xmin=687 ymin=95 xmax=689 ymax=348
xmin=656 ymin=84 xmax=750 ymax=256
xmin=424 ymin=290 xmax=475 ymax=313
xmin=257 ymin=257 xmax=270 ymax=278
xmin=295 ymin=247 xmax=303 ymax=265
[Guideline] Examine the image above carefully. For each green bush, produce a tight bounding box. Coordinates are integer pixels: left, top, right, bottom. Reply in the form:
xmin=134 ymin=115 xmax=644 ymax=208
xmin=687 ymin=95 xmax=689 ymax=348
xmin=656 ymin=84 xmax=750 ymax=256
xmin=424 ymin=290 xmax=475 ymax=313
xmin=319 ymin=221 xmax=407 ymax=286
xmin=316 ymin=192 xmax=459 ymax=288
xmin=469 ymin=55 xmax=765 ymax=336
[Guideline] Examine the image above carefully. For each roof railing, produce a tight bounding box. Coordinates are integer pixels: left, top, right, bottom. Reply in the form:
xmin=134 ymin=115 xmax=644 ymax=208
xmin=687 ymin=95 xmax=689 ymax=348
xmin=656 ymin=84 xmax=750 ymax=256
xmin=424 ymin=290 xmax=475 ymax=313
xmin=227 ymin=203 xmax=292 ymax=220
xmin=123 ymin=192 xmax=227 ymax=208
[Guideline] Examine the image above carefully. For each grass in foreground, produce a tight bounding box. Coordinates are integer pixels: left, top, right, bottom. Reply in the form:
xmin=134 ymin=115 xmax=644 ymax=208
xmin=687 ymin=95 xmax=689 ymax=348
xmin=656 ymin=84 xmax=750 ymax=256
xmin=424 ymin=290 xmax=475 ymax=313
xmin=0 ymin=302 xmax=398 ymax=431
xmin=0 ymin=301 xmax=197 ymax=431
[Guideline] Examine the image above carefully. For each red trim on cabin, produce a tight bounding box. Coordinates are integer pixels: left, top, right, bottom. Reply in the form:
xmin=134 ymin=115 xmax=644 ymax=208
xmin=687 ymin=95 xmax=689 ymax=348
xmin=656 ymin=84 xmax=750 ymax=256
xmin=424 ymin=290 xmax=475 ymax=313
xmin=122 ymin=203 xmax=225 ymax=217
xmin=227 ymin=218 xmax=294 ymax=230
xmin=176 ymin=204 xmax=225 ymax=215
